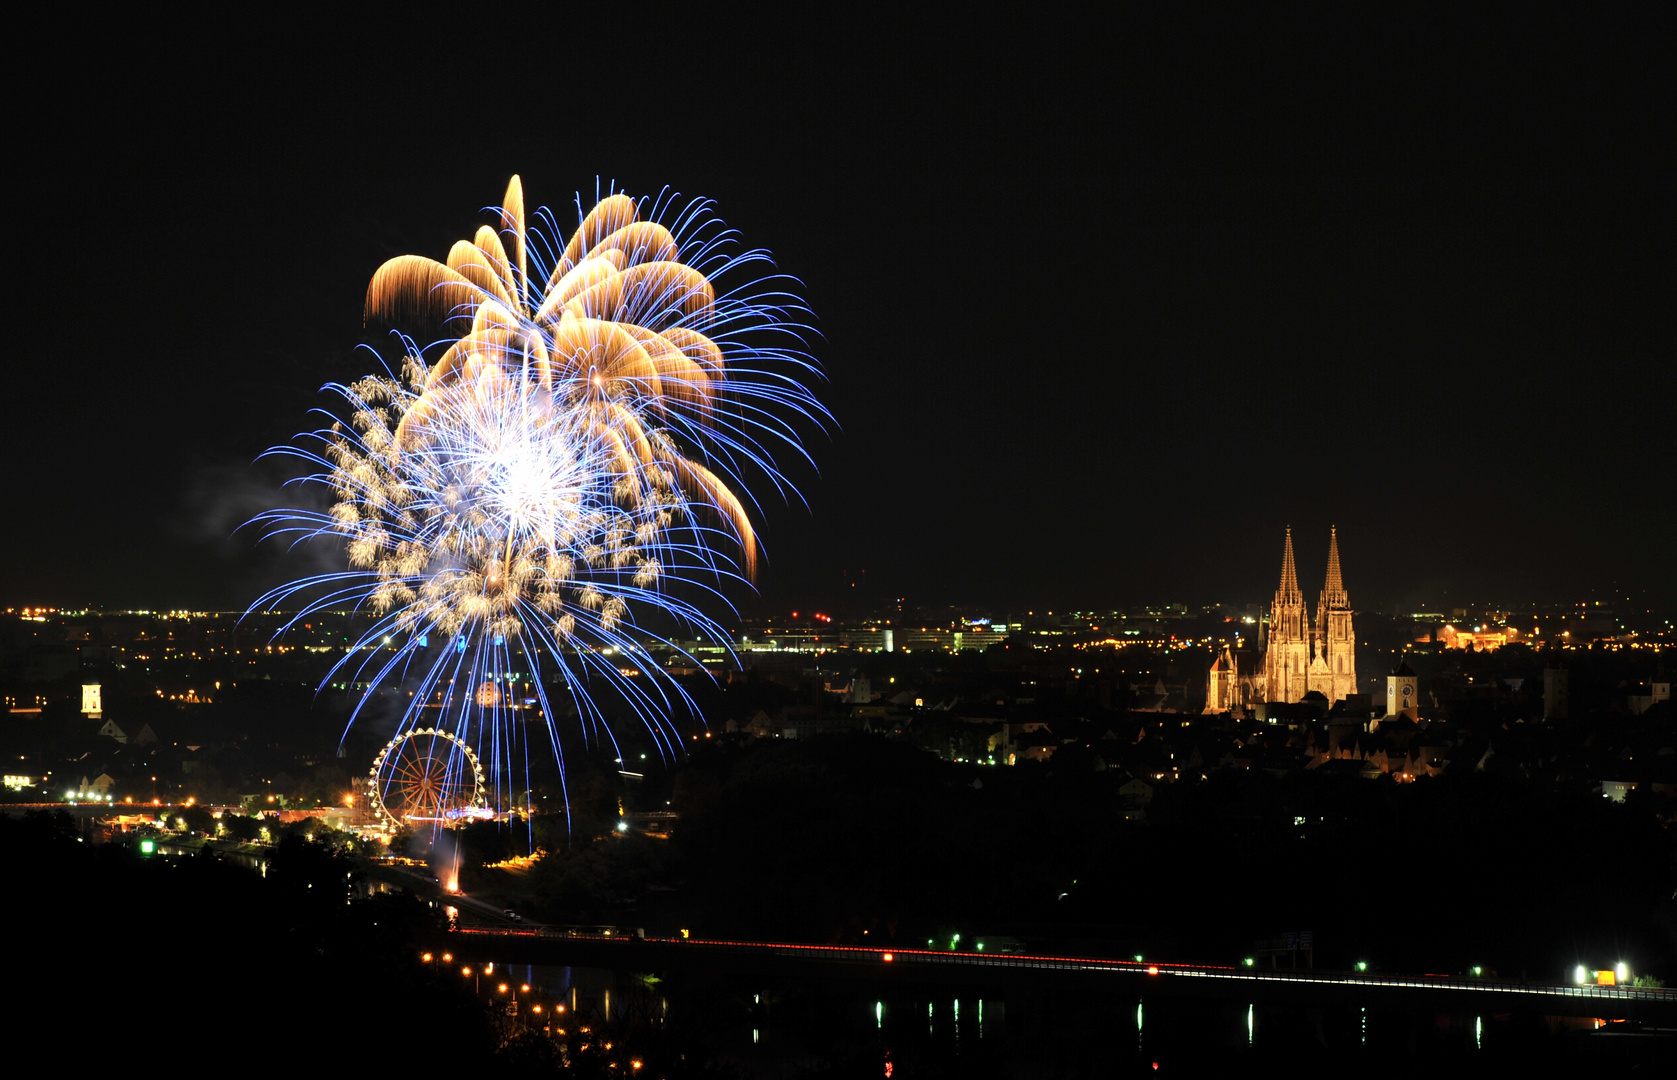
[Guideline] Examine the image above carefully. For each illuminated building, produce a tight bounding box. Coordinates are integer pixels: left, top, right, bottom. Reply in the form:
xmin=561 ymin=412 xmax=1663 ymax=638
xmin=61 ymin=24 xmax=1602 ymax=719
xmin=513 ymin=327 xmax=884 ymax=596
xmin=1386 ymin=659 xmax=1418 ymax=719
xmin=1205 ymin=648 xmax=1242 ymax=713
xmin=1436 ymin=624 xmax=1518 ymax=650
xmin=1206 ymin=527 xmax=1357 ymax=711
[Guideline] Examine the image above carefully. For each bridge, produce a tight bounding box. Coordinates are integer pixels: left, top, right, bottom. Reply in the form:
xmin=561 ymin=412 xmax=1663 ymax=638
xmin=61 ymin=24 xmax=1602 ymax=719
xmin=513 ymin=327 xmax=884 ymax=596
xmin=449 ymin=928 xmax=1677 ymax=1023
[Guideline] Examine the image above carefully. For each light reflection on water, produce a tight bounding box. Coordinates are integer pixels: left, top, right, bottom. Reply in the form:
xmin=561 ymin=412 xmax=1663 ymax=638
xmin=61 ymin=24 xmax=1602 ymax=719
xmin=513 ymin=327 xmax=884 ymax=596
xmin=150 ymin=842 xmax=406 ymax=900
xmin=418 ymin=961 xmax=1573 ymax=1071
xmin=467 ymin=964 xmax=1300 ymax=1067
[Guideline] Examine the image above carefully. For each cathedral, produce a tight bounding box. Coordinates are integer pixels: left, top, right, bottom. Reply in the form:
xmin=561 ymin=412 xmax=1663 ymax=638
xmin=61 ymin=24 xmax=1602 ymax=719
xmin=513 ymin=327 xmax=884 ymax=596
xmin=1206 ymin=527 xmax=1357 ymax=712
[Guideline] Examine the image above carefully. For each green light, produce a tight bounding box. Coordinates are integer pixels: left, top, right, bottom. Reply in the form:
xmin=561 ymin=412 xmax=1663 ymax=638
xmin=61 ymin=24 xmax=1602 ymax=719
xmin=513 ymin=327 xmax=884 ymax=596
xmin=139 ymin=839 xmax=155 ymax=854
xmin=1243 ymin=957 xmax=1255 ymax=967
xmin=1472 ymin=966 xmax=1483 ymax=977
xmin=1355 ymin=961 xmax=1368 ymax=973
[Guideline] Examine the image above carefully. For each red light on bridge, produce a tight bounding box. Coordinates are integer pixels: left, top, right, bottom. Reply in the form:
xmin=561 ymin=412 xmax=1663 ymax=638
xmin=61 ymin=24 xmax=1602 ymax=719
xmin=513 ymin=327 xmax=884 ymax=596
xmin=883 ymin=952 xmax=894 ymax=962
xmin=1147 ymin=965 xmax=1159 ymax=975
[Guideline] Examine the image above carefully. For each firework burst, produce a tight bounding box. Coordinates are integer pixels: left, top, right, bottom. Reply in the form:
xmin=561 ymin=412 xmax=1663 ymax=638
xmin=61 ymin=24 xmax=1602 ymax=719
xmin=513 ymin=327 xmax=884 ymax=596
xmin=252 ymin=177 xmax=824 ymax=828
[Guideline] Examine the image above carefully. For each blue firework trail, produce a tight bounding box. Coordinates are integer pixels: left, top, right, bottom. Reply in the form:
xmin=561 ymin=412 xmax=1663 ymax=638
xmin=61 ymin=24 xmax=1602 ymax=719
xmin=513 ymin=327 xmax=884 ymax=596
xmin=249 ymin=177 xmax=826 ymax=834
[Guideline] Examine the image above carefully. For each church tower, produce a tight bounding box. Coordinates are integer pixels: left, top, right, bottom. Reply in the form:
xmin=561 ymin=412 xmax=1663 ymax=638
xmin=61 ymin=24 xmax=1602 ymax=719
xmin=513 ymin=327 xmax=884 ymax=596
xmin=1386 ymin=658 xmax=1418 ymax=718
xmin=1312 ymin=526 xmax=1357 ymax=703
xmin=1206 ymin=645 xmax=1239 ymax=714
xmin=1263 ymin=528 xmax=1312 ymax=703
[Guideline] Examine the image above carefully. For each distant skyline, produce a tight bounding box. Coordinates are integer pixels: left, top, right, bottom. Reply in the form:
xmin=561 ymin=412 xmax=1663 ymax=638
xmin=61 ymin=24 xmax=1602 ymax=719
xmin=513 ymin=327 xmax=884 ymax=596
xmin=8 ymin=10 xmax=1673 ymax=612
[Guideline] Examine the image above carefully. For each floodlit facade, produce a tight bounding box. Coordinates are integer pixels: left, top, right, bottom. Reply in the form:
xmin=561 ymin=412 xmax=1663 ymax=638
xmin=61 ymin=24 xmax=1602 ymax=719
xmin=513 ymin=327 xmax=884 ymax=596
xmin=1386 ymin=658 xmax=1419 ymax=718
xmin=1206 ymin=528 xmax=1358 ymax=712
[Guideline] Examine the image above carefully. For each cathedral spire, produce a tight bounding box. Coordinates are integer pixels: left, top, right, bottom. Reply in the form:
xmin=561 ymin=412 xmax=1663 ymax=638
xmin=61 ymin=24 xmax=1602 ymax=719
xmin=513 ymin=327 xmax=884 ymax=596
xmin=1278 ymin=527 xmax=1301 ymax=601
xmin=1324 ymin=525 xmax=1345 ymax=595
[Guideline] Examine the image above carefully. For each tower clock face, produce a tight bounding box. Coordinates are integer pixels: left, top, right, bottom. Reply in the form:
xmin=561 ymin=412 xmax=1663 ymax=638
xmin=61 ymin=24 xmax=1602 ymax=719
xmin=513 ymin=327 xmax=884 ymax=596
xmin=1401 ymin=684 xmax=1414 ymax=698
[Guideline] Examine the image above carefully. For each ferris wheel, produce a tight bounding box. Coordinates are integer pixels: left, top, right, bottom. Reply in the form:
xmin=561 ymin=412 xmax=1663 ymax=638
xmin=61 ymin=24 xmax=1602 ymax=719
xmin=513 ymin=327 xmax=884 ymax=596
xmin=367 ymin=727 xmax=490 ymax=831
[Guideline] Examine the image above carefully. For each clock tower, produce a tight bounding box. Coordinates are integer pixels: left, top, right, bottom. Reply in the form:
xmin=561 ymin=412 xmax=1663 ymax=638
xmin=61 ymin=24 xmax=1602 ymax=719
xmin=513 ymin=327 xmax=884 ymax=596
xmin=1386 ymin=658 xmax=1418 ymax=719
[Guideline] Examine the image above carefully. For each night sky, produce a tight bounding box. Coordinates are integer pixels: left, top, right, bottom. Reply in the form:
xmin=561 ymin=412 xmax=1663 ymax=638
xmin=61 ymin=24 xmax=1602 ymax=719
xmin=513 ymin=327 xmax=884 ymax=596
xmin=10 ymin=11 xmax=1673 ymax=615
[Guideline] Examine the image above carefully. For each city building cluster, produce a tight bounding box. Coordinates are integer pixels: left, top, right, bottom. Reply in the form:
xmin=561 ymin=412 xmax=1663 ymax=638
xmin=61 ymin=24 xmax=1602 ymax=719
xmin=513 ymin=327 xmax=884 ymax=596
xmin=1 ymin=584 xmax=1672 ymax=817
